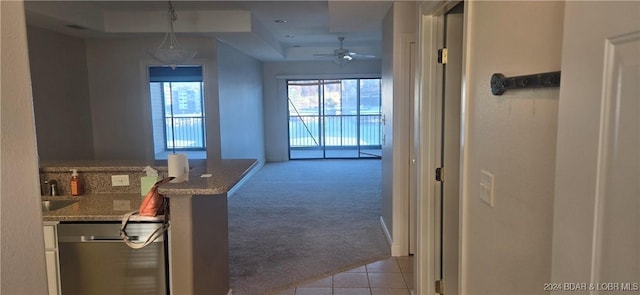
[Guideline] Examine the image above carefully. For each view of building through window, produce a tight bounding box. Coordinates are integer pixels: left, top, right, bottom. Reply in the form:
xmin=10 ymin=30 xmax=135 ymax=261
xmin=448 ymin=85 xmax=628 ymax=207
xmin=149 ymin=66 xmax=205 ymax=159
xmin=287 ymin=78 xmax=382 ymax=159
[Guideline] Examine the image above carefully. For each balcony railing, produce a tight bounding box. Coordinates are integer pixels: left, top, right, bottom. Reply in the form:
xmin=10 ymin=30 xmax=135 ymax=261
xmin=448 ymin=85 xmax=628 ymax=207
xmin=289 ymin=114 xmax=382 ymax=148
xmin=165 ymin=116 xmax=206 ymax=150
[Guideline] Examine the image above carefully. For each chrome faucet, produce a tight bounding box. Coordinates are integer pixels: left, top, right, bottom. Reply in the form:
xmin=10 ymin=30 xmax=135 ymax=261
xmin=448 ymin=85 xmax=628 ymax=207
xmin=44 ymin=180 xmax=59 ymax=196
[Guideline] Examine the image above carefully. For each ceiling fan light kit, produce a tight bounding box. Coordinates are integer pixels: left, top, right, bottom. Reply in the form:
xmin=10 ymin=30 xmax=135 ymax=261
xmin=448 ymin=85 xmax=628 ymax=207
xmin=314 ymin=36 xmax=376 ymax=65
xmin=148 ymin=1 xmax=197 ymax=69
xmin=334 ymin=56 xmax=350 ymax=65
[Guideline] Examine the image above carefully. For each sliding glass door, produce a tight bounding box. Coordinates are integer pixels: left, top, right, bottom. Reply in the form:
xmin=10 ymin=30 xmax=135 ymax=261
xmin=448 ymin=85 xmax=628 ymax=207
xmin=287 ymin=78 xmax=382 ymax=159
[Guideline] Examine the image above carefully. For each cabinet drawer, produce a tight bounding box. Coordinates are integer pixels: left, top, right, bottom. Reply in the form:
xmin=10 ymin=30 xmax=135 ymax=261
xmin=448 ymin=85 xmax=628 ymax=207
xmin=43 ymin=225 xmax=57 ymax=249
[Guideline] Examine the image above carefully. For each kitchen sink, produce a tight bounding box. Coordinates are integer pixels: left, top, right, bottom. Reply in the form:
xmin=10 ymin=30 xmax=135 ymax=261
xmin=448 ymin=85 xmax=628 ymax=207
xmin=42 ymin=200 xmax=78 ymax=211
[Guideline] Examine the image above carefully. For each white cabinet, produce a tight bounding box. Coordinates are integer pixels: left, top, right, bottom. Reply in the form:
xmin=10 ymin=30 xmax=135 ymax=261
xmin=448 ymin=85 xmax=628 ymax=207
xmin=43 ymin=222 xmax=61 ymax=295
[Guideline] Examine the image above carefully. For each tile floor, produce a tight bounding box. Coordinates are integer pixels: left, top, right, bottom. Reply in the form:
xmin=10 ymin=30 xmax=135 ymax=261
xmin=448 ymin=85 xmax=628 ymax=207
xmin=275 ymin=256 xmax=414 ymax=295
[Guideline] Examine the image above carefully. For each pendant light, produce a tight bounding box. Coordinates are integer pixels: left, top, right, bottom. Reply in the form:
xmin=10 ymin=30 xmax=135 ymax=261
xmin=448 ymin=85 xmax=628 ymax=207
xmin=148 ymin=1 xmax=197 ymax=69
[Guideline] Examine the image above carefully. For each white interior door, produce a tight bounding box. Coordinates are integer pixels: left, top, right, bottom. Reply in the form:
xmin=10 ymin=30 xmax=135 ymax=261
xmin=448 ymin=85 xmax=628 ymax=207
xmin=409 ymin=39 xmax=418 ymax=255
xmin=441 ymin=10 xmax=463 ymax=295
xmin=552 ymin=1 xmax=639 ymax=288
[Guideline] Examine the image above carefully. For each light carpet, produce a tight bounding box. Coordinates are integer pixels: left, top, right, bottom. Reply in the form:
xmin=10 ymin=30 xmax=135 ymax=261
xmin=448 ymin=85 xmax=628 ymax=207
xmin=228 ymin=159 xmax=390 ymax=295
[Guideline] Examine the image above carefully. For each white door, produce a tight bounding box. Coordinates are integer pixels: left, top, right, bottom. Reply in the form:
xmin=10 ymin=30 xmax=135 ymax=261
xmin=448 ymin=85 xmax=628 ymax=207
xmin=414 ymin=2 xmax=463 ymax=293
xmin=552 ymin=1 xmax=639 ymax=289
xmin=440 ymin=9 xmax=463 ymax=295
xmin=409 ymin=39 xmax=418 ymax=255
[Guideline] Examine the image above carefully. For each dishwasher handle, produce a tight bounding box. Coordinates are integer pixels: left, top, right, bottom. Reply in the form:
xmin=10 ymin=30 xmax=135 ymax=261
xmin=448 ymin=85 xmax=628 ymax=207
xmin=82 ymin=236 xmax=140 ymax=242
xmin=57 ymin=235 xmax=140 ymax=243
xmin=56 ymin=223 xmax=166 ymax=244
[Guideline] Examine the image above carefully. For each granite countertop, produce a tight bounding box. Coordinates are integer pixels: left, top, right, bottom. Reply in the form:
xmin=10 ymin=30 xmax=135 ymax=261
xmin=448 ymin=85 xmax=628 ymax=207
xmin=41 ymin=193 xmax=164 ymax=222
xmin=159 ymin=159 xmax=258 ymax=195
xmin=41 ymin=158 xmax=258 ymax=221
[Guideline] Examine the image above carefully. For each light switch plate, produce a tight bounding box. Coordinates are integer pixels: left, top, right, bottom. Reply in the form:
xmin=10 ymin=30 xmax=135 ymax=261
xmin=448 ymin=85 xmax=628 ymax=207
xmin=111 ymin=175 xmax=130 ymax=186
xmin=480 ymin=170 xmax=494 ymax=207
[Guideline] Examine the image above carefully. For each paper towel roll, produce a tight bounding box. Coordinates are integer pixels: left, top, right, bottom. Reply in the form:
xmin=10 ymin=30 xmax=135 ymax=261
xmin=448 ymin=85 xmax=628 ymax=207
xmin=168 ymin=153 xmax=189 ymax=183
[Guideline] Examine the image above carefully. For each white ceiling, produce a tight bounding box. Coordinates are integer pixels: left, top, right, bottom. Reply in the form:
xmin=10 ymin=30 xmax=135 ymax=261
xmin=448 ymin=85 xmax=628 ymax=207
xmin=24 ymin=0 xmax=393 ymax=62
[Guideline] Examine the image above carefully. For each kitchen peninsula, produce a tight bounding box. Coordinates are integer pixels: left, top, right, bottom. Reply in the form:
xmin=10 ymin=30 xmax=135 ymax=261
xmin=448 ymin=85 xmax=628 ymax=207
xmin=160 ymin=158 xmax=257 ymax=295
xmin=41 ymin=158 xmax=258 ymax=295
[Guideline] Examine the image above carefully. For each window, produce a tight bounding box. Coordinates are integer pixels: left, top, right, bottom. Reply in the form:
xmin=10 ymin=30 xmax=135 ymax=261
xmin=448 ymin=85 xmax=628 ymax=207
xmin=149 ymin=66 xmax=206 ymax=160
xmin=287 ymin=78 xmax=382 ymax=159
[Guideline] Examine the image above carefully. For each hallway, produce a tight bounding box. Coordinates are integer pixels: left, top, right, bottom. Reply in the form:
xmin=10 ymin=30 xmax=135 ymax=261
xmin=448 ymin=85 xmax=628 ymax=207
xmin=228 ymin=159 xmax=389 ymax=294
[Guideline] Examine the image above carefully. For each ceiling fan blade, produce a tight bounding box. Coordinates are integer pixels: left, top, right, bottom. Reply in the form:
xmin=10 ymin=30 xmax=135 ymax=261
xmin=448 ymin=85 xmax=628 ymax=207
xmin=313 ymin=53 xmax=336 ymax=57
xmin=350 ymin=53 xmax=376 ymax=59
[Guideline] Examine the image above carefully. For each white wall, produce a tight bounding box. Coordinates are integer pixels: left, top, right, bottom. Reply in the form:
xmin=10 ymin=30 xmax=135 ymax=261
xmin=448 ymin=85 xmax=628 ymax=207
xmin=217 ymin=40 xmax=266 ymax=164
xmin=26 ymin=30 xmax=229 ymax=162
xmin=262 ymin=60 xmax=381 ymax=162
xmin=380 ymin=1 xmax=416 ymax=256
xmin=0 ymin=1 xmax=49 ymax=293
xmin=460 ymin=1 xmax=564 ymax=293
xmin=84 ymin=37 xmax=220 ymax=161
xmin=27 ymin=26 xmax=94 ymax=160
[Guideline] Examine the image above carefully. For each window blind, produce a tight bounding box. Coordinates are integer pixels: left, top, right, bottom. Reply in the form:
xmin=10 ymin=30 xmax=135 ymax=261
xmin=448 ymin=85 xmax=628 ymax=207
xmin=148 ymin=66 xmax=203 ymax=82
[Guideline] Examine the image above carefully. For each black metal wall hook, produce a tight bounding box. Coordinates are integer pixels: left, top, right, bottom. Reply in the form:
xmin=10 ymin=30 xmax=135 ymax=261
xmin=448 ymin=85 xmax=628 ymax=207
xmin=491 ymin=71 xmax=561 ymax=95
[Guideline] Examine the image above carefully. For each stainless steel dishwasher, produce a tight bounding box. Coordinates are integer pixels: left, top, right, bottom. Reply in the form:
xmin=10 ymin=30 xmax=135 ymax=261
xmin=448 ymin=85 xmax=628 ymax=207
xmin=57 ymin=222 xmax=169 ymax=295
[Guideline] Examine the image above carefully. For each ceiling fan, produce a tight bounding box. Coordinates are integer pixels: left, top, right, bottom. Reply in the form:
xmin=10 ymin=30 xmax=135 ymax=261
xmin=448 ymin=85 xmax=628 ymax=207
xmin=314 ymin=37 xmax=376 ymax=64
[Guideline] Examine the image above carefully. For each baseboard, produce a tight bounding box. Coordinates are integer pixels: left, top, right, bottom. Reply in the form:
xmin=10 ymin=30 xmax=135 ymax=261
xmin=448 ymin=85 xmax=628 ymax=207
xmin=379 ymin=216 xmax=393 ymax=247
xmin=227 ymin=160 xmax=264 ymax=198
xmin=379 ymin=216 xmax=404 ymax=256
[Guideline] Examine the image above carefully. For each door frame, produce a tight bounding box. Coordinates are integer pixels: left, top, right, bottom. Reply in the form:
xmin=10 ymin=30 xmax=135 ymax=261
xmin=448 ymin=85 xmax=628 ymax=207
xmin=415 ymin=1 xmax=464 ymax=294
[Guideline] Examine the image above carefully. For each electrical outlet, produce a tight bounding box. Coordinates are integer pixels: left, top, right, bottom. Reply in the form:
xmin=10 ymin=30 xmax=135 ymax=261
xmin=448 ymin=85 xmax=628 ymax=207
xmin=480 ymin=170 xmax=494 ymax=207
xmin=111 ymin=175 xmax=130 ymax=186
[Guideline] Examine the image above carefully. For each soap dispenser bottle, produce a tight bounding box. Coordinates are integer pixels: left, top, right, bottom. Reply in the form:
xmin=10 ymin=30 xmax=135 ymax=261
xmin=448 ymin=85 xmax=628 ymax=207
xmin=70 ymin=169 xmax=83 ymax=196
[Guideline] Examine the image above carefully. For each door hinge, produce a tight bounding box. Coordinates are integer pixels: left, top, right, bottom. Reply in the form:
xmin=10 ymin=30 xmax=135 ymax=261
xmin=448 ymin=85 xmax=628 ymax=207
xmin=435 ymin=167 xmax=444 ymax=182
xmin=437 ymin=48 xmax=448 ymax=64
xmin=435 ymin=279 xmax=444 ymax=294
